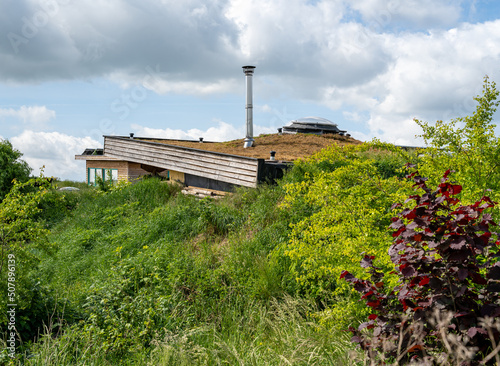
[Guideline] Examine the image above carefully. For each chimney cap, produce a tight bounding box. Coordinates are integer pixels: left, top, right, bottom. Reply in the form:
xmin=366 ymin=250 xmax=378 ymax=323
xmin=242 ymin=65 xmax=256 ymax=74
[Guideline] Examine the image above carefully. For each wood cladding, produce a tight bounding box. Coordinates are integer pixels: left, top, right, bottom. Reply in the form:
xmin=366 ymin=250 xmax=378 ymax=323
xmin=104 ymin=136 xmax=261 ymax=188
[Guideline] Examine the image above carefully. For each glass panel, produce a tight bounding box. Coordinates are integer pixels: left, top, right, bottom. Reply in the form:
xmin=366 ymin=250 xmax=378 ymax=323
xmin=111 ymin=169 xmax=118 ymax=181
xmin=88 ymin=168 xmax=95 ymax=185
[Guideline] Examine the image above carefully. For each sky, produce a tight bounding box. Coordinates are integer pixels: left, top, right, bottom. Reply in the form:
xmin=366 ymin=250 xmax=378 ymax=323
xmin=1 ymin=0 xmax=500 ymax=181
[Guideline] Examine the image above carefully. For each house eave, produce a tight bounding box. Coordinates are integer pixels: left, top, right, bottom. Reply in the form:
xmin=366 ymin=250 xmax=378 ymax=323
xmin=75 ymin=155 xmax=121 ymax=161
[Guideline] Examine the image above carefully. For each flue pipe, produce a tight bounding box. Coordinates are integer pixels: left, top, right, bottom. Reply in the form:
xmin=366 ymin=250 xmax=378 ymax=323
xmin=242 ymin=66 xmax=256 ymax=148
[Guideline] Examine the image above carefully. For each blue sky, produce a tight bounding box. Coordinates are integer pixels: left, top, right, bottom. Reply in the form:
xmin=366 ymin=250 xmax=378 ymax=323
xmin=1 ymin=0 xmax=500 ymax=181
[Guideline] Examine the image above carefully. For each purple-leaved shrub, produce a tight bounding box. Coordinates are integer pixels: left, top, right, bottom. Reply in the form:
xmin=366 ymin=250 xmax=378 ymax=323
xmin=342 ymin=168 xmax=500 ymax=365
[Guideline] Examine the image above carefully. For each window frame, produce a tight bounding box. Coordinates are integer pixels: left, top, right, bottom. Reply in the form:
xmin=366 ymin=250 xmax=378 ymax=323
xmin=88 ymin=168 xmax=118 ymax=186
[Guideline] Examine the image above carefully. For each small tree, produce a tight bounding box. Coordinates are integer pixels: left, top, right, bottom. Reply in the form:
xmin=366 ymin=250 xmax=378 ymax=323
xmin=342 ymin=169 xmax=500 ymax=365
xmin=415 ymin=76 xmax=500 ymax=202
xmin=0 ymin=139 xmax=31 ymax=201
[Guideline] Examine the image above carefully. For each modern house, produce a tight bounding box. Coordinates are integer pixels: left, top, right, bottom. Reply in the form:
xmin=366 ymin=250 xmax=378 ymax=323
xmin=75 ymin=67 xmax=353 ymax=193
xmin=75 ymin=134 xmax=292 ymax=192
xmin=75 ymin=129 xmax=355 ymax=192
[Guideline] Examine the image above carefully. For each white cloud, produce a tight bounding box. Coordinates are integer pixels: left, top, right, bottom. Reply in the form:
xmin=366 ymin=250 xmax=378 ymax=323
xmin=317 ymin=19 xmax=500 ymax=145
xmin=349 ymin=0 xmax=461 ymax=29
xmin=0 ymin=105 xmax=56 ymax=129
xmin=141 ymin=78 xmax=240 ymax=96
xmin=343 ymin=111 xmax=363 ymax=122
xmin=257 ymin=104 xmax=273 ymax=113
xmin=131 ymin=120 xmax=275 ymax=142
xmin=1 ymin=0 xmax=500 ymax=148
xmin=10 ymin=131 xmax=101 ymax=181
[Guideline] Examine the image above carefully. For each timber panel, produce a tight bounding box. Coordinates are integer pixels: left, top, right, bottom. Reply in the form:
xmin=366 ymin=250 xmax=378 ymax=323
xmin=104 ymin=136 xmax=260 ymax=188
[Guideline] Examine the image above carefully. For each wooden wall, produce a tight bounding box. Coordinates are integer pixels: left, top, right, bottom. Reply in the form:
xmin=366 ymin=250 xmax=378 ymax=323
xmin=104 ymin=136 xmax=261 ymax=188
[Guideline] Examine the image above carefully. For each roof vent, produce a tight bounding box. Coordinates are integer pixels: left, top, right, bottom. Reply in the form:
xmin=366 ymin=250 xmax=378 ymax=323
xmin=129 ymin=133 xmax=134 ymax=139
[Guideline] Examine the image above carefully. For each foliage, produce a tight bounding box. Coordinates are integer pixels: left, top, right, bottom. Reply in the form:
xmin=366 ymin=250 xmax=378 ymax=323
xmin=16 ymin=179 xmax=312 ymax=364
xmin=0 ymin=177 xmax=52 ymax=275
xmin=280 ymin=144 xmax=412 ymax=325
xmin=415 ymin=76 xmax=500 ymax=206
xmin=21 ymin=297 xmax=358 ymax=366
xmin=0 ymin=177 xmax=73 ymax=345
xmin=0 ymin=139 xmax=31 ymax=202
xmin=342 ymin=169 xmax=500 ymax=365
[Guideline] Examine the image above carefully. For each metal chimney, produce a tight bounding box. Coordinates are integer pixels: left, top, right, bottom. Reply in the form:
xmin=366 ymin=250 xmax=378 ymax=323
xmin=242 ymin=66 xmax=256 ymax=148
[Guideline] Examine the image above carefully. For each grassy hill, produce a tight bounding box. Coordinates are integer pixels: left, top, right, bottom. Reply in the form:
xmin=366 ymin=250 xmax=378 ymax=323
xmin=3 ymin=81 xmax=500 ymax=365
xmin=0 ymin=141 xmax=415 ymax=365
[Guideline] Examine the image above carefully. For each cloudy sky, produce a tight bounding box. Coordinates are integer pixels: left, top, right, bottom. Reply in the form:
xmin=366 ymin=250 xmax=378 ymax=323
xmin=1 ymin=0 xmax=500 ymax=181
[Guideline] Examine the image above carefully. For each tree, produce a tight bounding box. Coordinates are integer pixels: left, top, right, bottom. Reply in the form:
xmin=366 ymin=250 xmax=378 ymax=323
xmin=415 ymin=76 xmax=500 ymax=204
xmin=0 ymin=139 xmax=31 ymax=201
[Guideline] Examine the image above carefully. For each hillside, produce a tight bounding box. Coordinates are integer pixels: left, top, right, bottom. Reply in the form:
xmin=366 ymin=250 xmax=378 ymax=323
xmin=0 ymin=140 xmax=416 ymax=365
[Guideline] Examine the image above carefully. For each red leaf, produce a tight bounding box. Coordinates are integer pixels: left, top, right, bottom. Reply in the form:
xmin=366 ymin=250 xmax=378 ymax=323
xmin=451 ymin=184 xmax=462 ymax=195
xmin=408 ymin=344 xmax=424 ymax=353
xmin=403 ymin=209 xmax=416 ymax=220
xmin=457 ymin=269 xmax=468 ymax=281
xmin=414 ymin=233 xmax=423 ymax=242
xmin=393 ymin=226 xmax=406 ymax=238
xmin=340 ymin=271 xmax=349 ymax=279
xmin=401 ymin=265 xmax=416 ymax=277
xmin=361 ymin=290 xmax=374 ymax=299
xmin=368 ymin=314 xmax=378 ymax=320
xmin=367 ymin=300 xmax=381 ymax=308
xmin=419 ymin=276 xmax=430 ymax=286
xmin=468 ymin=327 xmax=487 ymax=338
xmin=480 ymin=232 xmax=492 ymax=245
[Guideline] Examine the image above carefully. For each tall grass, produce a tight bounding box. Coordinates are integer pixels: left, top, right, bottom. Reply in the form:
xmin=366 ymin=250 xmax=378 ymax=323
xmin=152 ymin=296 xmax=359 ymax=366
xmin=4 ymin=176 xmax=362 ymax=365
xmin=20 ymin=297 xmax=359 ymax=366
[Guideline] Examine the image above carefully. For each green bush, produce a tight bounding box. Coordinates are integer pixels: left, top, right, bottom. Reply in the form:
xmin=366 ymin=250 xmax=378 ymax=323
xmin=279 ymin=144 xmax=413 ymax=327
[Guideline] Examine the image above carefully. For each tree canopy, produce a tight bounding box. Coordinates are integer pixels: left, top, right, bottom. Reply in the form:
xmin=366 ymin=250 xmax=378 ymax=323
xmin=0 ymin=139 xmax=31 ymax=201
xmin=415 ymin=76 xmax=500 ymax=202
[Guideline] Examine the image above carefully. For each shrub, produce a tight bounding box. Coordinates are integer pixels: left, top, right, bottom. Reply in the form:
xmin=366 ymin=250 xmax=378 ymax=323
xmin=342 ymin=168 xmax=500 ymax=365
xmin=281 ymin=147 xmax=411 ymax=300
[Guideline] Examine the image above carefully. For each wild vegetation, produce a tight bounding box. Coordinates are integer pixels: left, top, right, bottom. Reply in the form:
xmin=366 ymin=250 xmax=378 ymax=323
xmin=0 ymin=140 xmax=31 ymax=202
xmin=0 ymin=78 xmax=499 ymax=365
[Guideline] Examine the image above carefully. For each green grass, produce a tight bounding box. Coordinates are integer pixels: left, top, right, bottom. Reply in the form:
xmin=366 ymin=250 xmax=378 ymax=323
xmin=3 ymin=175 xmax=363 ymax=365
xmin=19 ymin=297 xmax=359 ymax=366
